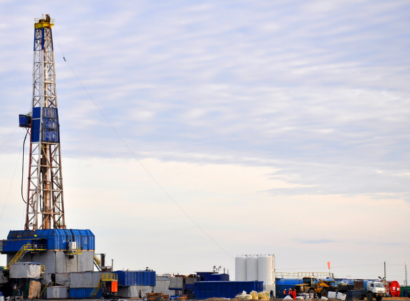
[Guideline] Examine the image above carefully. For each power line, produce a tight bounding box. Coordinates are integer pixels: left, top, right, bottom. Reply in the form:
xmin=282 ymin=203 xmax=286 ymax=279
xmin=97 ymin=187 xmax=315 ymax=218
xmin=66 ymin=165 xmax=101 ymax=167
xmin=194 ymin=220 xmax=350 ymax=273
xmin=0 ymin=153 xmax=21 ymax=224
xmin=0 ymin=127 xmax=18 ymax=153
xmin=53 ymin=28 xmax=233 ymax=259
xmin=278 ymin=264 xmax=382 ymax=270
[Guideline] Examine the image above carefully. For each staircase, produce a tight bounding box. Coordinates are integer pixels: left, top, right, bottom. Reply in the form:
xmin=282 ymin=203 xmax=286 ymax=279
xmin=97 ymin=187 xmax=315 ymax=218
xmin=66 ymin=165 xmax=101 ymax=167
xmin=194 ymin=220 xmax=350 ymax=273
xmin=90 ymin=280 xmax=103 ymax=298
xmin=7 ymin=244 xmax=46 ymax=269
xmin=40 ymin=281 xmax=54 ymax=298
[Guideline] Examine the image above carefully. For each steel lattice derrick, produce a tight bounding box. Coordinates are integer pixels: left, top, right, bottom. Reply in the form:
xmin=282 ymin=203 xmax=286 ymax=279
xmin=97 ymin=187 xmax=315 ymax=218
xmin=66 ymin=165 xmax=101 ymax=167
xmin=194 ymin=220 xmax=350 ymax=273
xmin=25 ymin=15 xmax=65 ymax=230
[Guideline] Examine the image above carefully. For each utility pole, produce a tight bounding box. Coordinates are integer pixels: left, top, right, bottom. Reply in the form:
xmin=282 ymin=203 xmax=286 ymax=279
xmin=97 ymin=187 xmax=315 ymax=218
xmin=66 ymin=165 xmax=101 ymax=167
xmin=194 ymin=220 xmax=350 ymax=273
xmin=405 ymin=264 xmax=408 ymax=286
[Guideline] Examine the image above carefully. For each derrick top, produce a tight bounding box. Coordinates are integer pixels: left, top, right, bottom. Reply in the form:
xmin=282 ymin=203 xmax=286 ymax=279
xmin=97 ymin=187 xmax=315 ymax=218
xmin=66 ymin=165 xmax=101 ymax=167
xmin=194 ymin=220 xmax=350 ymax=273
xmin=35 ymin=14 xmax=54 ymax=28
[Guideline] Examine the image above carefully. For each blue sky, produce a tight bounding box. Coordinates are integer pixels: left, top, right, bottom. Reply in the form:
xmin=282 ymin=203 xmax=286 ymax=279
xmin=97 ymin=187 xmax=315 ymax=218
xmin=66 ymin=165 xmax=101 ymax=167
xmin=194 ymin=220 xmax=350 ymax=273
xmin=0 ymin=0 xmax=409 ymax=282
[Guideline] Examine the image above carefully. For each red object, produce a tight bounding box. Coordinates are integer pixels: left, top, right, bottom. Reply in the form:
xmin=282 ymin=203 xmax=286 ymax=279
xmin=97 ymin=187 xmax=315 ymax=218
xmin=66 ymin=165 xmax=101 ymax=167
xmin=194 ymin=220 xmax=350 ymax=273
xmin=327 ymin=262 xmax=331 ymax=269
xmin=111 ymin=281 xmax=118 ymax=293
xmin=388 ymin=281 xmax=401 ymax=297
xmin=292 ymin=290 xmax=297 ymax=300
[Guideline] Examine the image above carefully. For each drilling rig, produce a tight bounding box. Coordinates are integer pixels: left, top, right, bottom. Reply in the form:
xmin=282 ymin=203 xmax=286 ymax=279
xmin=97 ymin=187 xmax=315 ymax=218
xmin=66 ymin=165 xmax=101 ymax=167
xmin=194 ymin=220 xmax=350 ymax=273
xmin=19 ymin=14 xmax=65 ymax=231
xmin=0 ymin=14 xmax=96 ymax=275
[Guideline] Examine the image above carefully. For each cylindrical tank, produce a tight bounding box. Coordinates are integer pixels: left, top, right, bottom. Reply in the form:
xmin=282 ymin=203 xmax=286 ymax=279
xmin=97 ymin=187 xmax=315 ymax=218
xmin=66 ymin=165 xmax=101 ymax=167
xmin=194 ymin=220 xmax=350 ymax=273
xmin=258 ymin=255 xmax=273 ymax=285
xmin=235 ymin=256 xmax=247 ymax=281
xmin=246 ymin=255 xmax=258 ymax=281
xmin=388 ymin=281 xmax=401 ymax=297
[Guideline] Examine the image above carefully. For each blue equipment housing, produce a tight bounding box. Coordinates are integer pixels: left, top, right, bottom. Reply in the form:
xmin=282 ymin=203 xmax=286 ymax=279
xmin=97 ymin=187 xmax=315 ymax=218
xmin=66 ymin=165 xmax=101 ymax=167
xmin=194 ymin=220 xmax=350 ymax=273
xmin=194 ymin=281 xmax=263 ymax=299
xmin=1 ymin=229 xmax=95 ymax=252
xmin=197 ymin=272 xmax=230 ymax=281
xmin=31 ymin=107 xmax=60 ymax=143
xmin=275 ymin=278 xmax=304 ymax=298
xmin=19 ymin=115 xmax=31 ymax=128
xmin=114 ymin=270 xmax=156 ymax=287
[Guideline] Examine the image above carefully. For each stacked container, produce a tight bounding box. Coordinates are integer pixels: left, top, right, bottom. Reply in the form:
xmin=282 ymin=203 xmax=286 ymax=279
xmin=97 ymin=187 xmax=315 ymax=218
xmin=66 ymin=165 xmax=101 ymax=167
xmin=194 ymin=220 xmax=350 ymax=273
xmin=114 ymin=270 xmax=156 ymax=298
xmin=194 ymin=281 xmax=263 ymax=299
xmin=114 ymin=270 xmax=156 ymax=287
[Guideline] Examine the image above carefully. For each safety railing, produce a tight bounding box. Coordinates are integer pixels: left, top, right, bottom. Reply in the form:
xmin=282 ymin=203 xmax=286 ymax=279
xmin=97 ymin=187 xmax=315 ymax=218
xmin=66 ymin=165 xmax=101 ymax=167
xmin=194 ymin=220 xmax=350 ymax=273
xmin=40 ymin=281 xmax=53 ymax=298
xmin=90 ymin=280 xmax=102 ymax=298
xmin=101 ymin=273 xmax=118 ymax=282
xmin=276 ymin=272 xmax=334 ymax=279
xmin=66 ymin=249 xmax=82 ymax=256
xmin=7 ymin=244 xmax=47 ymax=269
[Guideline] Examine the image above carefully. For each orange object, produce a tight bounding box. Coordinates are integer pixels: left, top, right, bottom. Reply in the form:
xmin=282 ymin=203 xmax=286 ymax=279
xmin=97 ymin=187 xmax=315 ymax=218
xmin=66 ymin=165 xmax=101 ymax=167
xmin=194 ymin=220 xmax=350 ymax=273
xmin=292 ymin=290 xmax=296 ymax=300
xmin=327 ymin=262 xmax=331 ymax=269
xmin=111 ymin=281 xmax=118 ymax=293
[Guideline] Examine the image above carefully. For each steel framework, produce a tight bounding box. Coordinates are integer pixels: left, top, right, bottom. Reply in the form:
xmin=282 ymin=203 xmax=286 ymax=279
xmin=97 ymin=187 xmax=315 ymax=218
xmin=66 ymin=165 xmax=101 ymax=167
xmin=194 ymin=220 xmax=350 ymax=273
xmin=25 ymin=15 xmax=65 ymax=230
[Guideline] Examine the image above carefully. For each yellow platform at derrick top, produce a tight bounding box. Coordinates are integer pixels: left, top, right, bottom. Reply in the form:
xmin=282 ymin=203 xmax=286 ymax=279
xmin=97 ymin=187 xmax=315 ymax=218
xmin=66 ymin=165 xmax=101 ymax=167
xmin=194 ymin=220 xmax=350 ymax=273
xmin=34 ymin=15 xmax=54 ymax=28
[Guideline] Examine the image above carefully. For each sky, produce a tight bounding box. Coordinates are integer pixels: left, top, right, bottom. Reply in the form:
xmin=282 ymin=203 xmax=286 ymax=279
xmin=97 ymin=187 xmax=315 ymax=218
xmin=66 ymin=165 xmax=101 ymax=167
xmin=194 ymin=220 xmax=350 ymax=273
xmin=0 ymin=0 xmax=409 ymax=283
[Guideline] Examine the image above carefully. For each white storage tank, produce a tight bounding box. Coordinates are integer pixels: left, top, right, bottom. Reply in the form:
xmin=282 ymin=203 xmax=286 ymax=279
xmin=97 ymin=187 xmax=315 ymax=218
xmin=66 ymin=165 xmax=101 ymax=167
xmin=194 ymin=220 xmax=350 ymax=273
xmin=258 ymin=255 xmax=273 ymax=286
xmin=235 ymin=256 xmax=247 ymax=281
xmin=246 ymin=255 xmax=258 ymax=281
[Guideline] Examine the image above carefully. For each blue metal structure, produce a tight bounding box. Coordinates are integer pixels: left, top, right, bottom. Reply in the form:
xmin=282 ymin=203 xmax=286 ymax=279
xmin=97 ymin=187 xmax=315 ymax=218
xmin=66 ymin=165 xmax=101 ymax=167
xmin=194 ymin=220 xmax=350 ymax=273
xmin=194 ymin=281 xmax=263 ymax=299
xmin=69 ymin=288 xmax=103 ymax=299
xmin=275 ymin=278 xmax=303 ymax=298
xmin=1 ymin=229 xmax=95 ymax=252
xmin=114 ymin=271 xmax=156 ymax=287
xmin=197 ymin=272 xmax=230 ymax=281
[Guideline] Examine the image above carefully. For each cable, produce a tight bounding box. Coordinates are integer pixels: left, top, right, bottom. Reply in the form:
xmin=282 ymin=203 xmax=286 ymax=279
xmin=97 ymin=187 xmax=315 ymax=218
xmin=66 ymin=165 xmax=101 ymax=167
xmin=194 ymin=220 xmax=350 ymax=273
xmin=53 ymin=28 xmax=233 ymax=259
xmin=0 ymin=127 xmax=18 ymax=153
xmin=21 ymin=131 xmax=28 ymax=204
xmin=278 ymin=264 xmax=382 ymax=270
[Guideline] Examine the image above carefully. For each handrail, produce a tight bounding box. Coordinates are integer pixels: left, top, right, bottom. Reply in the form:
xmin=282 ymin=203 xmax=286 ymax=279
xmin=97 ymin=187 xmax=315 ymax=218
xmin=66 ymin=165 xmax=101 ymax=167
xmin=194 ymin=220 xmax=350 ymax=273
xmin=101 ymin=273 xmax=118 ymax=282
xmin=276 ymin=272 xmax=334 ymax=279
xmin=66 ymin=249 xmax=82 ymax=255
xmin=40 ymin=281 xmax=53 ymax=298
xmin=90 ymin=280 xmax=102 ymax=298
xmin=7 ymin=244 xmax=47 ymax=269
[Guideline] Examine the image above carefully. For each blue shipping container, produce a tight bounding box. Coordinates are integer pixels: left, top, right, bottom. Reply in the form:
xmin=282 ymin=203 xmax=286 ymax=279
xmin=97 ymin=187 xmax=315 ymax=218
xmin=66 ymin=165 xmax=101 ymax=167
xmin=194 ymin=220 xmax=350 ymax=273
xmin=114 ymin=271 xmax=156 ymax=287
xmin=194 ymin=281 xmax=263 ymax=299
xmin=276 ymin=278 xmax=303 ymax=298
xmin=69 ymin=288 xmax=102 ymax=299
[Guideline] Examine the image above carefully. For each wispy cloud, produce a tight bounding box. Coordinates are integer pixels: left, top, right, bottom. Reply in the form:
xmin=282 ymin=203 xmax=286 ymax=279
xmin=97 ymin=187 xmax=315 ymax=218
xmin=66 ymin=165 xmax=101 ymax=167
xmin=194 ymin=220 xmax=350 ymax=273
xmin=297 ymin=239 xmax=336 ymax=244
xmin=0 ymin=0 xmax=409 ymax=277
